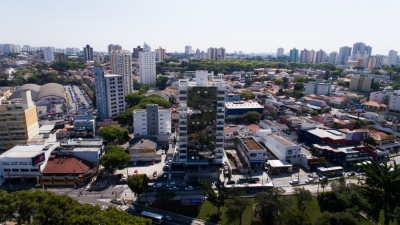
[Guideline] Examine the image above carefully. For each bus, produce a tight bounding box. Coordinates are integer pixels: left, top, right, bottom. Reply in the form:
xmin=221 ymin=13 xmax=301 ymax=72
xmin=140 ymin=211 xmax=163 ymax=224
xmin=225 ymin=182 xmax=274 ymax=195
xmin=317 ymin=166 xmax=344 ymax=177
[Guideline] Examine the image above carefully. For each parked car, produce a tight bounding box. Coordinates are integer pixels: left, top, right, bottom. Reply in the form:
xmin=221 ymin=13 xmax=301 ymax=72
xmin=290 ymin=180 xmax=300 ymax=185
xmin=179 ymin=183 xmax=187 ymax=187
xmin=226 ymin=180 xmax=235 ymax=185
xmin=347 ymin=171 xmax=356 ymax=176
xmin=185 ymin=186 xmax=193 ymax=191
xmin=305 ymin=178 xmax=315 ymax=184
xmin=319 ymin=176 xmax=327 ymax=181
xmin=169 ymin=186 xmax=179 ymax=191
xmin=121 ymin=175 xmax=127 ymax=181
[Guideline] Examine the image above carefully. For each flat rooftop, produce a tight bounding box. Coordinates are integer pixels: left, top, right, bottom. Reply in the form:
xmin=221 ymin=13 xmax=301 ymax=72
xmin=0 ymin=144 xmax=54 ymax=158
xmin=225 ymin=101 xmax=263 ymax=109
xmin=61 ymin=138 xmax=103 ymax=146
xmin=313 ymin=144 xmax=364 ymax=153
xmin=240 ymin=138 xmax=264 ymax=151
xmin=269 ymin=134 xmax=298 ymax=147
xmin=306 ymin=128 xmax=346 ymax=140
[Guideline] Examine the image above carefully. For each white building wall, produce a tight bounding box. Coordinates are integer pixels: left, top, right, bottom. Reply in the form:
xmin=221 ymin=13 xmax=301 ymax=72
xmin=305 ymin=82 xmax=315 ymax=95
xmin=133 ymin=110 xmax=147 ymax=135
xmin=369 ymin=92 xmax=388 ymax=104
xmin=261 ymin=135 xmax=301 ymax=164
xmin=389 ymin=95 xmax=400 ymax=112
xmin=139 ymin=51 xmax=156 ymax=85
xmin=316 ymin=84 xmax=331 ymax=96
xmin=158 ymin=109 xmax=171 ymax=135
xmin=105 ymin=75 xmax=125 ymax=119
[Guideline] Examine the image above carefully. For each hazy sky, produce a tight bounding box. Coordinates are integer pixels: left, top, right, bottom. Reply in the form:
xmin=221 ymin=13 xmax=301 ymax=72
xmin=1 ymin=0 xmax=399 ymax=54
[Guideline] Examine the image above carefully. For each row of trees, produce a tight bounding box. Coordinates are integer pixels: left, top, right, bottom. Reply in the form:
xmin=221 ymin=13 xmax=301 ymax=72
xmin=0 ymin=189 xmax=151 ymax=225
xmin=118 ymin=93 xmax=171 ymax=125
xmin=101 ymin=145 xmax=130 ymax=172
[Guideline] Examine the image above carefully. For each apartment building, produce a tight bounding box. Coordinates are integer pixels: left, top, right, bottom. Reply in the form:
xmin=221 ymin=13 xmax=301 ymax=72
xmin=177 ymin=71 xmax=226 ymax=164
xmin=0 ymin=90 xmax=39 ymax=152
xmin=138 ymin=43 xmax=156 ymax=85
xmin=94 ymin=66 xmax=125 ymax=119
xmin=349 ymin=74 xmax=374 ymax=92
xmin=305 ymin=79 xmax=332 ymax=96
xmin=133 ymin=104 xmax=171 ymax=136
xmin=110 ymin=50 xmax=133 ymax=96
xmin=237 ymin=137 xmax=267 ymax=168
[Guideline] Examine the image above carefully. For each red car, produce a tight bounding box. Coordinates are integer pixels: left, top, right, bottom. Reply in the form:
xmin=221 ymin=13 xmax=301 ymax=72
xmin=134 ymin=170 xmax=138 ymax=174
xmin=150 ymin=160 xmax=155 ymax=165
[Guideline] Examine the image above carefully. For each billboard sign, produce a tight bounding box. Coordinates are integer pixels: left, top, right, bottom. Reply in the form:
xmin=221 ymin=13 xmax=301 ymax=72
xmin=180 ymin=198 xmax=202 ymax=205
xmin=31 ymin=153 xmax=45 ymax=166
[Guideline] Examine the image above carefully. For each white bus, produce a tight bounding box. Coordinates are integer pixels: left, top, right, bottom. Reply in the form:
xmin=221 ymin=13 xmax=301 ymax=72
xmin=140 ymin=211 xmax=163 ymax=224
xmin=317 ymin=166 xmax=344 ymax=177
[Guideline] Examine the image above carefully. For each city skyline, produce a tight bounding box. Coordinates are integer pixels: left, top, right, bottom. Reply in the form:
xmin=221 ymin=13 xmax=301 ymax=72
xmin=1 ymin=0 xmax=399 ymax=54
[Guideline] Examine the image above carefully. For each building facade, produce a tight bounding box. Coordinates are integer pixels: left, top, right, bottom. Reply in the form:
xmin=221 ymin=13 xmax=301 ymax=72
xmin=110 ymin=50 xmax=133 ymax=96
xmin=328 ymin=52 xmax=338 ymax=65
xmin=94 ymin=66 xmax=107 ymax=119
xmin=138 ymin=43 xmax=156 ymax=85
xmin=177 ymin=71 xmax=226 ymax=164
xmin=338 ymin=46 xmax=352 ymax=65
xmin=105 ymin=74 xmax=125 ymax=118
xmin=349 ymin=74 xmax=374 ymax=92
xmin=289 ymin=48 xmax=299 ymax=62
xmin=83 ymin=44 xmax=94 ymax=61
xmin=277 ymin=48 xmax=284 ymax=58
xmin=133 ymin=104 xmax=171 ymax=136
xmin=261 ymin=134 xmax=300 ymax=164
xmin=0 ymin=90 xmax=39 ymax=152
xmin=43 ymin=47 xmax=54 ymax=63
xmin=388 ymin=50 xmax=398 ymax=66
xmin=237 ymin=137 xmax=267 ymax=168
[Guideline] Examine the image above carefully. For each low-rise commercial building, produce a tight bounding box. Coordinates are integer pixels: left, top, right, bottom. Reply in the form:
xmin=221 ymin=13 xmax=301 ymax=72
xmin=225 ymin=101 xmax=264 ymax=119
xmin=126 ymin=138 xmax=160 ymax=162
xmin=237 ymin=137 xmax=267 ymax=168
xmin=260 ymin=133 xmax=300 ymax=164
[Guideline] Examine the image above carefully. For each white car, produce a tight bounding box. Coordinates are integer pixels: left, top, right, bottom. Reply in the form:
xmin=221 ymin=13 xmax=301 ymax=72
xmin=121 ymin=175 xmax=127 ymax=181
xmin=185 ymin=186 xmax=193 ymax=191
xmin=305 ymin=178 xmax=315 ymax=184
xmin=290 ymin=180 xmax=300 ymax=185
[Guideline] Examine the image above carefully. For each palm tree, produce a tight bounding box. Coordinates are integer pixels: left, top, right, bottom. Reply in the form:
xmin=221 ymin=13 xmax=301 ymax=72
xmin=358 ymin=160 xmax=400 ymax=225
xmin=320 ymin=177 xmax=329 ymax=192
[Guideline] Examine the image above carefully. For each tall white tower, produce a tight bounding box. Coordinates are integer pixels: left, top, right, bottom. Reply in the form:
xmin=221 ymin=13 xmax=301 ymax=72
xmin=139 ymin=43 xmax=156 ymax=85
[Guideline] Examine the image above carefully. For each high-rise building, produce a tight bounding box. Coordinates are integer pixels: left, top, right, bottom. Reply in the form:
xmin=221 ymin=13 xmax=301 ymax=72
xmin=277 ymin=48 xmax=284 ymax=57
xmin=309 ymin=50 xmax=317 ymax=63
xmin=110 ymin=50 xmax=133 ymax=96
xmin=353 ymin=42 xmax=372 ymax=56
xmin=0 ymin=90 xmax=39 ymax=152
xmin=388 ymin=50 xmax=398 ymax=66
xmin=55 ymin=53 xmax=68 ymax=63
xmin=185 ymin=46 xmax=192 ymax=55
xmin=43 ymin=47 xmax=54 ymax=63
xmin=289 ymin=48 xmax=299 ymax=62
xmin=338 ymin=46 xmax=352 ymax=65
xmin=315 ymin=50 xmax=327 ymax=64
xmin=133 ymin=104 xmax=171 ymax=136
xmin=94 ymin=66 xmax=125 ymax=119
xmin=366 ymin=56 xmax=382 ymax=69
xmin=217 ymin=47 xmax=226 ymax=60
xmin=138 ymin=43 xmax=156 ymax=85
xmin=177 ymin=70 xmax=226 ymax=167
xmin=133 ymin=45 xmax=143 ymax=59
xmin=299 ymin=49 xmax=310 ymax=63
xmin=207 ymin=47 xmax=215 ymax=59
xmin=83 ymin=44 xmax=94 ymax=61
xmin=155 ymin=46 xmax=166 ymax=62
xmin=328 ymin=52 xmax=338 ymax=64
xmin=22 ymin=45 xmax=31 ymax=52
xmin=108 ymin=44 xmax=122 ymax=54
xmin=66 ymin=47 xmax=79 ymax=55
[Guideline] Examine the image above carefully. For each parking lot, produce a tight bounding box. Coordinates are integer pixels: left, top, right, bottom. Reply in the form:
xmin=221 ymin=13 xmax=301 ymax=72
xmin=65 ymin=85 xmax=95 ymax=117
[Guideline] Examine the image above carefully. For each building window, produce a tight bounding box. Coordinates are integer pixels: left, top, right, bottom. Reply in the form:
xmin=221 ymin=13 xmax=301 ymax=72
xmin=20 ymin=169 xmax=29 ymax=172
xmin=30 ymin=169 xmax=39 ymax=172
xmin=2 ymin=162 xmax=9 ymax=165
xmin=10 ymin=162 xmax=18 ymax=165
xmin=3 ymin=169 xmax=10 ymax=172
xmin=12 ymin=169 xmax=19 ymax=172
xmin=250 ymin=153 xmax=257 ymax=157
xmin=19 ymin=162 xmax=28 ymax=165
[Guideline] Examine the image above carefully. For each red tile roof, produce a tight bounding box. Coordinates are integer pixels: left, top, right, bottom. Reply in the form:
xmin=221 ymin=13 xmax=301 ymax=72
xmin=247 ymin=124 xmax=261 ymax=133
xmin=42 ymin=156 xmax=91 ymax=175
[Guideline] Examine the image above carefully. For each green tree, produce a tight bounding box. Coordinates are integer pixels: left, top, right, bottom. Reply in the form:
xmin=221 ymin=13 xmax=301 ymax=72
xmin=201 ymin=179 xmax=228 ymax=215
xmin=274 ymin=78 xmax=283 ymax=86
xmin=127 ymin=174 xmax=150 ymax=202
xmin=315 ymin=211 xmax=358 ymax=225
xmin=293 ymin=187 xmax=312 ymax=211
xmin=156 ymin=76 xmax=169 ymax=90
xmin=311 ymin=111 xmax=319 ymax=116
xmin=125 ymin=93 xmax=146 ymax=107
xmin=155 ymin=188 xmax=176 ymax=209
xmin=99 ymin=126 xmax=130 ymax=144
xmin=358 ymin=161 xmax=400 ymax=225
xmin=279 ymin=209 xmax=311 ymax=225
xmin=102 ymin=145 xmax=130 ymax=172
xmin=241 ymin=111 xmax=261 ymax=123
xmin=294 ymin=82 xmax=304 ymax=91
xmin=254 ymin=187 xmax=288 ymax=224
xmin=239 ymin=90 xmax=255 ymax=100
xmin=225 ymin=196 xmax=249 ymax=225
xmin=60 ymin=103 xmax=68 ymax=112
xmin=392 ymin=82 xmax=399 ymax=90
xmin=320 ymin=177 xmax=329 ymax=192
xmin=372 ymin=81 xmax=380 ymax=91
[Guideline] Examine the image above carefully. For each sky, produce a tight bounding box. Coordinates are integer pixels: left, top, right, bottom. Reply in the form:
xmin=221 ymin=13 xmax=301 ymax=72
xmin=1 ymin=0 xmax=399 ymax=55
